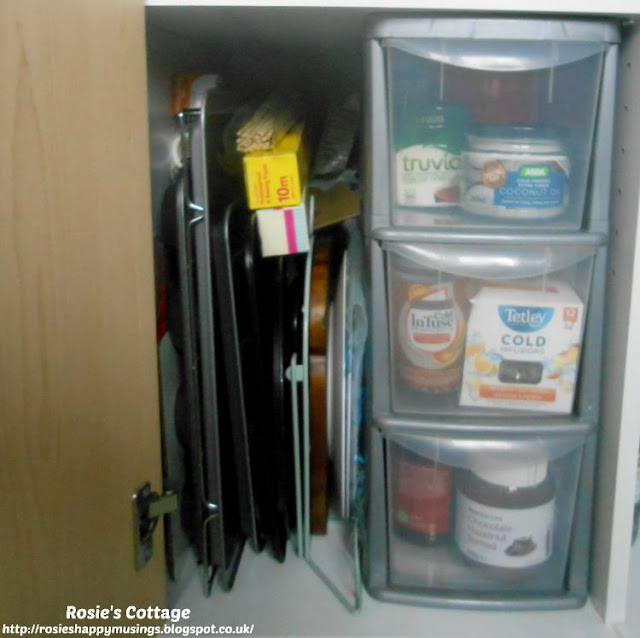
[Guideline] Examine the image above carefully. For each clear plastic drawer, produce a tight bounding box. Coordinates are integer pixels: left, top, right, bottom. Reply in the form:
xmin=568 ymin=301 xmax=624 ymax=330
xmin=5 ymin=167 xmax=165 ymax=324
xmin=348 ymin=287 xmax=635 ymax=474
xmin=380 ymin=20 xmax=619 ymax=230
xmin=384 ymin=238 xmax=600 ymax=416
xmin=385 ymin=428 xmax=587 ymax=595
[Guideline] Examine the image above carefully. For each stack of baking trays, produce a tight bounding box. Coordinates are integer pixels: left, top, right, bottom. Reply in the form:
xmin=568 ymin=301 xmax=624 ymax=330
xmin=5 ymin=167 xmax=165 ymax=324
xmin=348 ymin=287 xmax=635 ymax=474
xmin=159 ymin=78 xmax=365 ymax=611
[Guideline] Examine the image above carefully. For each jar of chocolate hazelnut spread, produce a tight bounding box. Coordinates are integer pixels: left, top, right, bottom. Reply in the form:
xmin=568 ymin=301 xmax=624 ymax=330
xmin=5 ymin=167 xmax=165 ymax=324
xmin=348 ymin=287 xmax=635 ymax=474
xmin=455 ymin=460 xmax=555 ymax=571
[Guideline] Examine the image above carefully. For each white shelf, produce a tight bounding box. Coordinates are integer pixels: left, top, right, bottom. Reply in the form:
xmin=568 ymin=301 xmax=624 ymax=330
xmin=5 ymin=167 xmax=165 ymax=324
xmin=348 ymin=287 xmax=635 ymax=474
xmin=165 ymin=532 xmax=631 ymax=638
xmin=145 ymin=0 xmax=640 ymax=17
xmin=615 ymin=539 xmax=640 ymax=637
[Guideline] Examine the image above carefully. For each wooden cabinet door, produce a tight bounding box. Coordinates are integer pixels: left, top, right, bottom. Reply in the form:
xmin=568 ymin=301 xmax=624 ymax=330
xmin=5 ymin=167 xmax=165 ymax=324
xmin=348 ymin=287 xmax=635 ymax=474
xmin=0 ymin=0 xmax=165 ymax=623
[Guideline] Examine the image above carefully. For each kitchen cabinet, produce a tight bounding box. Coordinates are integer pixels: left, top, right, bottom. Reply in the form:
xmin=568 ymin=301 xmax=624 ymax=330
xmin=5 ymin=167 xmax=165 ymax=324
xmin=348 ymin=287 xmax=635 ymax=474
xmin=2 ymin=0 xmax=640 ymax=630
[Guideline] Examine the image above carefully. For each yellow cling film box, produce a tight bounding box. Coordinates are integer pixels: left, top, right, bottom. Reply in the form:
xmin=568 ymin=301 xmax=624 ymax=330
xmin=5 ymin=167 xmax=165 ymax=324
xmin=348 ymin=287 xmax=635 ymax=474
xmin=243 ymin=123 xmax=307 ymax=210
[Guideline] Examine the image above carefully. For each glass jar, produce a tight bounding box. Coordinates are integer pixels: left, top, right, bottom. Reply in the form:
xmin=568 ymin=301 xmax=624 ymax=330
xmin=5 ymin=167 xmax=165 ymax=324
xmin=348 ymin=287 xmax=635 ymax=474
xmin=392 ymin=256 xmax=474 ymax=395
xmin=393 ymin=448 xmax=453 ymax=546
xmin=455 ymin=460 xmax=555 ymax=571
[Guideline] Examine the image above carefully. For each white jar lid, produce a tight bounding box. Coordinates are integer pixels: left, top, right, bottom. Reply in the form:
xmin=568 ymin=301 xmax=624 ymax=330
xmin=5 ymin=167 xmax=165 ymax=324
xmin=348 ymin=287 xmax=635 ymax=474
xmin=467 ymin=125 xmax=566 ymax=155
xmin=471 ymin=459 xmax=548 ymax=490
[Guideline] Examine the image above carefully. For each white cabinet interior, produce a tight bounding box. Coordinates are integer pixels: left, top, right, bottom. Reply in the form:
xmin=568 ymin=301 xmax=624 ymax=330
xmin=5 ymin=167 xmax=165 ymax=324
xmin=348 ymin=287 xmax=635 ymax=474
xmin=592 ymin=22 xmax=640 ymax=624
xmin=144 ymin=3 xmax=640 ymax=626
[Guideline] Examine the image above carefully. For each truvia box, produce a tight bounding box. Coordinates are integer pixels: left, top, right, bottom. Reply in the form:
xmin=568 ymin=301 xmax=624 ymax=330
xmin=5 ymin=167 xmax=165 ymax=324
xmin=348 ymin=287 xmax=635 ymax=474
xmin=460 ymin=281 xmax=584 ymax=413
xmin=394 ymin=103 xmax=470 ymax=209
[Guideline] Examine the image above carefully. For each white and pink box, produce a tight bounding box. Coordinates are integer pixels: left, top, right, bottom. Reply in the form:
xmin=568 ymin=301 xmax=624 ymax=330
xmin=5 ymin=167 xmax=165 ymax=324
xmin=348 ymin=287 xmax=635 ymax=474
xmin=256 ymin=202 xmax=309 ymax=257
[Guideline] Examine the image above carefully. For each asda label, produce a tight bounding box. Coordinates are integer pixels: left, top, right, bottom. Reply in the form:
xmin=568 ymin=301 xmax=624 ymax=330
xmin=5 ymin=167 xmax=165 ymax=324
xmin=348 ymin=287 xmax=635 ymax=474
xmin=520 ymin=165 xmax=550 ymax=178
xmin=494 ymin=163 xmax=566 ymax=210
xmin=462 ymin=151 xmax=570 ymax=219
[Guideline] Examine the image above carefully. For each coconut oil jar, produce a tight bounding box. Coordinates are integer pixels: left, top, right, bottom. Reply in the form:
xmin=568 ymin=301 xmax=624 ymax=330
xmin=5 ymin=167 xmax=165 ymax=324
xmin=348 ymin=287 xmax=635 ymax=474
xmin=461 ymin=126 xmax=570 ymax=221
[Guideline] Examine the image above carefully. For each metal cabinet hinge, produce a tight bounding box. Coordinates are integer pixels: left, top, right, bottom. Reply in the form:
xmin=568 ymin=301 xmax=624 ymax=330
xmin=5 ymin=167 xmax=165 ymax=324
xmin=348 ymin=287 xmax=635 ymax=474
xmin=132 ymin=482 xmax=178 ymax=571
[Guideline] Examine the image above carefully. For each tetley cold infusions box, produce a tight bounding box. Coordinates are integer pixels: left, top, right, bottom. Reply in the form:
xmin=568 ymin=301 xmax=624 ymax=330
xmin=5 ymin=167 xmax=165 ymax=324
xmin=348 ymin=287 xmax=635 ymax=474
xmin=460 ymin=281 xmax=584 ymax=413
